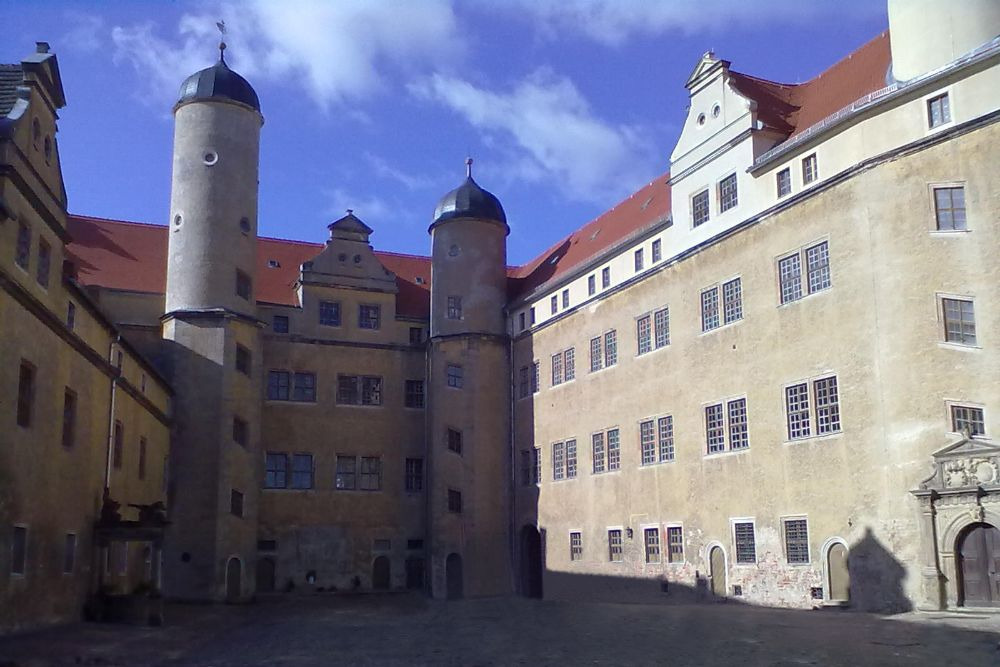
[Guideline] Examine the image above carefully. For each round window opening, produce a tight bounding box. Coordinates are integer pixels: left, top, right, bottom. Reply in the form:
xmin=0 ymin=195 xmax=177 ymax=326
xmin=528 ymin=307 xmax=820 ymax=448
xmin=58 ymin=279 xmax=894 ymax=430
xmin=353 ymin=254 xmax=361 ymax=264
xmin=448 ymin=244 xmax=460 ymax=257
xmin=712 ymin=104 xmax=721 ymax=118
xmin=239 ymin=217 xmax=251 ymax=233
xmin=173 ymin=214 xmax=183 ymax=228
xmin=203 ymin=152 xmax=219 ymax=166
xmin=338 ymin=253 xmax=347 ymax=262
xmin=697 ymin=113 xmax=706 ymax=126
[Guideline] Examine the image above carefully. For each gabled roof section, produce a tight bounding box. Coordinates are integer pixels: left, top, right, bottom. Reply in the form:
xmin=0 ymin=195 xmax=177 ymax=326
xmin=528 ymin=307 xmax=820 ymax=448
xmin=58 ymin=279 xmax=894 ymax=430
xmin=686 ymin=51 xmax=730 ymax=90
xmin=0 ymin=64 xmax=23 ymax=117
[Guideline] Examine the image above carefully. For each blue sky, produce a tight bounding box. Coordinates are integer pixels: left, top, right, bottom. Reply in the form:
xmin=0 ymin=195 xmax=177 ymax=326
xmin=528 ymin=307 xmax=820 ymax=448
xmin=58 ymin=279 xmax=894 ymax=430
xmin=7 ymin=1 xmax=886 ymax=264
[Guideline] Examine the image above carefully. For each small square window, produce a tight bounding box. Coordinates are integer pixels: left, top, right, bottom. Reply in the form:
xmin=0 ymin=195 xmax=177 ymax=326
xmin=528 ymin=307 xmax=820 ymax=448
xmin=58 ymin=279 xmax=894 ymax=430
xmin=692 ymin=189 xmax=710 ymax=226
xmin=942 ymin=298 xmax=976 ymax=345
xmin=319 ymin=301 xmax=341 ymax=326
xmin=358 ymin=304 xmax=380 ymax=330
xmin=934 ymin=187 xmax=966 ymax=231
xmin=951 ymin=404 xmax=985 ymax=437
xmin=776 ymin=168 xmax=792 ymax=198
xmin=272 ymin=315 xmax=289 ymax=333
xmin=927 ymin=93 xmax=951 ymax=128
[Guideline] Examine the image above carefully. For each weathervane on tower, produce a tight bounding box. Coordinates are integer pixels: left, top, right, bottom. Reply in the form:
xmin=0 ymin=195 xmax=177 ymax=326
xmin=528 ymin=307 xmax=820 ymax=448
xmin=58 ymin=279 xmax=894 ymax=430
xmin=216 ymin=20 xmax=227 ymax=61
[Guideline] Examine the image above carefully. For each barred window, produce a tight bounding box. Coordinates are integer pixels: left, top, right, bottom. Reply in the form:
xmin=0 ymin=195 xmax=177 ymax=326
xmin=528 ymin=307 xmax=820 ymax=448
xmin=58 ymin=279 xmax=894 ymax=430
xmin=934 ymin=187 xmax=966 ymax=231
xmin=533 ymin=447 xmax=542 ymax=484
xmin=778 ymin=254 xmax=802 ymax=304
xmin=637 ymin=315 xmax=652 ymax=355
xmin=723 ymin=278 xmax=742 ymax=324
xmin=701 ymin=287 xmax=719 ymax=332
xmin=951 ymin=404 xmax=985 ymax=437
xmin=692 ymin=189 xmax=710 ymax=227
xmin=602 ymin=267 xmax=611 ymax=289
xmin=927 ymin=93 xmax=950 ymax=128
xmin=590 ymin=337 xmax=603 ymax=372
xmin=552 ymin=441 xmax=566 ymax=481
xmin=405 ymin=380 xmax=425 ymax=408
xmin=592 ymin=432 xmax=606 ymax=474
xmin=447 ymin=364 xmax=463 ymax=389
xmin=644 ymin=527 xmax=661 ymax=563
xmin=667 ymin=526 xmax=684 ymax=563
xmin=777 ymin=168 xmax=792 ymax=197
xmin=291 ymin=453 xmax=314 ymax=489
xmin=608 ymin=529 xmax=623 ymax=562
xmin=447 ymin=296 xmax=462 ymax=320
xmin=652 ymin=239 xmax=662 ymax=263
xmin=360 ymin=456 xmax=382 ymax=491
xmin=814 ymin=376 xmax=841 ymax=434
xmin=942 ymin=298 xmax=976 ymax=345
xmin=734 ymin=521 xmax=756 ymax=564
xmin=658 ymin=416 xmax=674 ymax=462
xmin=570 ymin=532 xmax=583 ymax=561
xmin=806 ymin=243 xmax=830 ymax=293
xmin=565 ymin=439 xmax=577 ymax=479
xmin=640 ymin=419 xmax=656 ymax=465
xmin=532 ymin=362 xmax=540 ymax=393
xmin=705 ymin=404 xmax=725 ymax=453
xmin=15 ymin=222 xmax=30 ymax=270
xmin=358 ymin=304 xmax=381 ymax=329
xmin=786 ymin=383 xmax=811 ymax=439
xmin=588 ymin=275 xmax=596 ymax=296
xmin=335 ymin=455 xmax=356 ymax=490
xmin=784 ymin=518 xmax=810 ymax=564
xmin=319 ymin=300 xmax=341 ymax=326
xmin=405 ymin=458 xmax=423 ymax=492
xmin=607 ymin=428 xmax=621 ymax=471
xmin=728 ymin=398 xmax=749 ymax=450
xmin=564 ymin=348 xmax=576 ymax=381
xmin=267 ymin=370 xmax=290 ymax=400
xmin=654 ymin=308 xmax=670 ymax=349
xmin=719 ymin=173 xmax=738 ymax=212
xmin=802 ymin=153 xmax=818 ymax=184
xmin=604 ymin=330 xmax=617 ymax=367
xmin=292 ymin=373 xmax=316 ymax=402
xmin=265 ymin=453 xmax=287 ymax=488
xmin=552 ymin=352 xmax=563 ymax=386
xmin=634 ymin=248 xmax=644 ymax=272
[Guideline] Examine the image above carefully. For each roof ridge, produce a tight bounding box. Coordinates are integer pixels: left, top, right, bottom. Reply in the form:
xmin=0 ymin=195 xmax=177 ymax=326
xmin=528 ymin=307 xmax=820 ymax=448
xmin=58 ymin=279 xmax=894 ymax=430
xmin=69 ymin=213 xmax=167 ymax=229
xmin=373 ymin=249 xmax=432 ymax=261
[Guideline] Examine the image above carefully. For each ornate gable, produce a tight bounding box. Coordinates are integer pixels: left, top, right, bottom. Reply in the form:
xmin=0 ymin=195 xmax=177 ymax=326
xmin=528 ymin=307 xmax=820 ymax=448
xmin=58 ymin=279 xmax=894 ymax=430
xmin=918 ymin=436 xmax=1000 ymax=491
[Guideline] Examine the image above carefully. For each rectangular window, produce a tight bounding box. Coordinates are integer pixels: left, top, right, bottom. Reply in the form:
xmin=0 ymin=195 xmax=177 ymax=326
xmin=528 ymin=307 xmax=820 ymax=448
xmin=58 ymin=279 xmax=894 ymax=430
xmin=62 ymin=389 xmax=76 ymax=449
xmin=719 ymin=173 xmax=738 ymax=212
xmin=784 ymin=519 xmax=810 ymax=564
xmin=533 ymin=447 xmax=541 ymax=484
xmin=405 ymin=458 xmax=424 ymax=492
xmin=552 ymin=441 xmax=565 ymax=481
xmin=405 ymin=380 xmax=425 ymax=408
xmin=590 ymin=337 xmax=602 ymax=372
xmin=15 ymin=223 xmax=31 ymax=270
xmin=518 ymin=312 xmax=526 ymax=331
xmin=518 ymin=366 xmax=530 ymax=399
xmin=230 ymin=490 xmax=244 ymax=517
xmin=67 ymin=302 xmax=76 ymax=331
xmin=692 ymin=189 xmax=710 ymax=226
xmin=802 ymin=153 xmax=818 ymax=184
xmin=36 ymin=238 xmax=51 ymax=287
xmin=335 ymin=455 xmax=356 ymax=490
xmin=652 ymin=239 xmax=662 ymax=263
xmin=361 ymin=376 xmax=382 ymax=405
xmin=777 ymin=168 xmax=792 ymax=197
xmin=358 ymin=304 xmax=381 ymax=330
xmin=927 ymin=93 xmax=951 ymax=128
xmin=564 ymin=348 xmax=575 ymax=381
xmin=409 ymin=327 xmax=423 ymax=344
xmin=570 ymin=532 xmax=583 ymax=561
xmin=608 ymin=529 xmax=623 ymax=562
xmin=728 ymin=398 xmax=749 ymax=450
xmin=667 ymin=526 xmax=684 ymax=563
xmin=138 ymin=437 xmax=147 ymax=480
xmin=654 ymin=308 xmax=670 ymax=349
xmin=778 ymin=253 xmax=803 ymax=304
xmin=943 ymin=298 xmax=976 ymax=345
xmin=934 ymin=186 xmax=966 ymax=231
xmin=722 ymin=278 xmax=742 ymax=324
xmin=236 ymin=270 xmax=251 ymax=300
xmin=814 ymin=376 xmax=841 ymax=435
xmin=601 ymin=267 xmax=611 ymax=289
xmin=604 ymin=330 xmax=617 ymax=367
xmin=63 ymin=533 xmax=76 ymax=574
xmin=265 ymin=453 xmax=287 ymax=489
xmin=447 ymin=296 xmax=462 ymax=320
xmin=734 ymin=521 xmax=756 ymax=564
xmin=550 ymin=294 xmax=558 ymax=315
xmin=658 ymin=416 xmax=674 ymax=462
xmin=805 ymin=242 xmax=830 ymax=293
xmin=705 ymin=404 xmax=725 ymax=453
xmin=607 ymin=428 xmax=621 ymax=471
xmin=292 ymin=372 xmax=316 ymax=402
xmin=780 ymin=242 xmax=831 ymax=303
xmin=644 ymin=527 xmax=661 ymax=563
xmin=637 ymin=315 xmax=652 ymax=355
xmin=319 ymin=301 xmax=341 ymax=326
xmin=16 ymin=360 xmax=34 ymax=427
xmin=786 ymin=383 xmax=811 ymax=439
xmin=447 ymin=364 xmax=463 ymax=389
xmin=640 ymin=420 xmax=656 ymax=465
xmin=701 ymin=287 xmax=719 ymax=332
xmin=565 ymin=439 xmax=577 ymax=479
xmin=532 ymin=362 xmax=540 ymax=393
xmin=447 ymin=428 xmax=463 ymax=454
xmin=592 ymin=432 xmax=605 ymax=474
xmin=273 ymin=315 xmax=289 ymax=333
xmin=530 ymin=307 xmax=536 ymax=324
xmin=232 ymin=416 xmax=248 ymax=446
xmin=338 ymin=375 xmax=359 ymax=404
xmin=951 ymin=404 xmax=985 ymax=436
xmin=520 ymin=450 xmax=531 ymax=486
xmin=235 ymin=344 xmax=251 ymax=376
xmin=634 ymin=248 xmax=644 ymax=272
xmin=267 ymin=371 xmax=290 ymax=400
xmin=448 ymin=489 xmax=462 ymax=513
xmin=360 ymin=456 xmax=382 ymax=490
xmin=588 ymin=275 xmax=596 ymax=296
xmin=552 ymin=352 xmax=563 ymax=386
xmin=291 ymin=453 xmax=314 ymax=489
xmin=113 ymin=421 xmax=124 ymax=469
xmin=11 ymin=526 xmax=27 ymax=575
xmin=562 ymin=289 xmax=569 ymax=309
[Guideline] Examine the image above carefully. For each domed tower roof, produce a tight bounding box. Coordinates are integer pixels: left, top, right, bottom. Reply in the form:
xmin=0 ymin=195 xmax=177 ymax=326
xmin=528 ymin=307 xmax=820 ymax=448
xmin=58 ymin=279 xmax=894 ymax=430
xmin=430 ymin=159 xmax=507 ymax=231
xmin=177 ymin=48 xmax=260 ymax=112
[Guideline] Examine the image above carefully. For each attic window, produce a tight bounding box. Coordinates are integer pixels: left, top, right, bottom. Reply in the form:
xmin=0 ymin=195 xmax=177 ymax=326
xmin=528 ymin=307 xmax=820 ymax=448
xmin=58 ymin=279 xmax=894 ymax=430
xmin=697 ymin=113 xmax=706 ymax=126
xmin=415 ymin=277 xmax=425 ymax=285
xmin=267 ymin=259 xmax=280 ymax=268
xmin=240 ymin=217 xmax=251 ymax=233
xmin=712 ymin=104 xmax=721 ymax=118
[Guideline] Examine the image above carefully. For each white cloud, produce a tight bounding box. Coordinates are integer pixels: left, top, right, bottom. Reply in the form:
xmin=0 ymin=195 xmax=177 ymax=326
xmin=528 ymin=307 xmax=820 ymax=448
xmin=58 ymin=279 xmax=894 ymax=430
xmin=111 ymin=0 xmax=463 ymax=109
xmin=325 ymin=187 xmax=394 ymax=225
xmin=363 ymin=152 xmax=437 ymax=191
xmin=62 ymin=13 xmax=106 ymax=53
xmin=410 ymin=68 xmax=658 ymax=204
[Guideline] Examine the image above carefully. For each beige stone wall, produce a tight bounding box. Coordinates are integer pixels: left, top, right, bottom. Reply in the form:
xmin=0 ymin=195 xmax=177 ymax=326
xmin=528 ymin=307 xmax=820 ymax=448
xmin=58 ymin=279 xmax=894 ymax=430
xmin=513 ymin=120 xmax=999 ymax=611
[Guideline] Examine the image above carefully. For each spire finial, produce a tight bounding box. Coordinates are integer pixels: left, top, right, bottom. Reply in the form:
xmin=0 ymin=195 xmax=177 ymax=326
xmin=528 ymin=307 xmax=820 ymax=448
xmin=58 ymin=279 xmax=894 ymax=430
xmin=346 ymin=208 xmax=354 ymax=216
xmin=216 ymin=20 xmax=227 ymax=62
xmin=465 ymin=157 xmax=473 ymax=179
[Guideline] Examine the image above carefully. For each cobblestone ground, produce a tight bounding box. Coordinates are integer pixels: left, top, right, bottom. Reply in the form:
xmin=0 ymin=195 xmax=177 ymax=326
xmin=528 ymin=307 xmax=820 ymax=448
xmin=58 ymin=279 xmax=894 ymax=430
xmin=1 ymin=595 xmax=999 ymax=666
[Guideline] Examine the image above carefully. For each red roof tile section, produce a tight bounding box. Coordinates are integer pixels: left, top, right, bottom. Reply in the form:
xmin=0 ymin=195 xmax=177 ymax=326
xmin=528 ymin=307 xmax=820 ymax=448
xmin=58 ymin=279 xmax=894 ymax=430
xmin=66 ymin=215 xmax=432 ymax=319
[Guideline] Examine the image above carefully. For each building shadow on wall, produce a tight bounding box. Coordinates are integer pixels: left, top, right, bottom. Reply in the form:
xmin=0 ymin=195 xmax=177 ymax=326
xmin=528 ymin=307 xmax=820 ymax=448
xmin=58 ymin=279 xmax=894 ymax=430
xmin=847 ymin=526 xmax=913 ymax=614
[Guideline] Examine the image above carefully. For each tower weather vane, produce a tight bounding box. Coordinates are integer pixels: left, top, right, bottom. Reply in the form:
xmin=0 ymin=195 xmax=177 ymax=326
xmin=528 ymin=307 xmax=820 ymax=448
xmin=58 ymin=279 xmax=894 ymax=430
xmin=216 ymin=20 xmax=227 ymax=60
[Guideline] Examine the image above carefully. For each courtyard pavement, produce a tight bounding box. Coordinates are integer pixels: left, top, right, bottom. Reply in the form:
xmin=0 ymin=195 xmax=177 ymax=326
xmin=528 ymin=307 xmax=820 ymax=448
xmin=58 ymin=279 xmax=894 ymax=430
xmin=1 ymin=594 xmax=998 ymax=666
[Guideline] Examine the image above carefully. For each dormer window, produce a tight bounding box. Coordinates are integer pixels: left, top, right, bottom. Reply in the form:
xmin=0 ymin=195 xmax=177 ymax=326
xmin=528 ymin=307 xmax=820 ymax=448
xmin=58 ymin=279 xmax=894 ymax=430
xmin=697 ymin=113 xmax=706 ymax=126
xmin=267 ymin=259 xmax=279 ymax=268
xmin=712 ymin=103 xmax=721 ymax=118
xmin=776 ymin=169 xmax=792 ymax=198
xmin=927 ymin=93 xmax=951 ymax=129
xmin=692 ymin=189 xmax=710 ymax=227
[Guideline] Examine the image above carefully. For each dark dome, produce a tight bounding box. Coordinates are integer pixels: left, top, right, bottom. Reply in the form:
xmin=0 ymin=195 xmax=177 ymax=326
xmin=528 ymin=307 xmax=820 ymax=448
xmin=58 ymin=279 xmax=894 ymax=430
xmin=177 ymin=58 xmax=260 ymax=112
xmin=431 ymin=176 xmax=507 ymax=229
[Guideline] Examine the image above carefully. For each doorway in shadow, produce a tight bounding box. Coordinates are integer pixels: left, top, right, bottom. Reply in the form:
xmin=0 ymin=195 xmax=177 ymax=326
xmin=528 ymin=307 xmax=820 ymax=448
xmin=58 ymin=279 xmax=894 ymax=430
xmin=446 ymin=553 xmax=463 ymax=599
xmin=225 ymin=557 xmax=241 ymax=602
xmin=256 ymin=556 xmax=275 ymax=593
xmin=521 ymin=525 xmax=543 ymax=598
xmin=372 ymin=556 xmax=391 ymax=590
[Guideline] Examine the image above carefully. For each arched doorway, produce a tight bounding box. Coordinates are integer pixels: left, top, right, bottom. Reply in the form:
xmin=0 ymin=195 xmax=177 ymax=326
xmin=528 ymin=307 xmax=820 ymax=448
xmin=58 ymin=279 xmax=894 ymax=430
xmin=826 ymin=542 xmax=850 ymax=603
xmin=520 ymin=525 xmax=543 ymax=598
xmin=225 ymin=557 xmax=242 ymax=602
xmin=445 ymin=553 xmax=463 ymax=599
xmin=708 ymin=546 xmax=726 ymax=597
xmin=256 ymin=556 xmax=276 ymax=593
xmin=372 ymin=556 xmax=391 ymax=590
xmin=958 ymin=522 xmax=1000 ymax=607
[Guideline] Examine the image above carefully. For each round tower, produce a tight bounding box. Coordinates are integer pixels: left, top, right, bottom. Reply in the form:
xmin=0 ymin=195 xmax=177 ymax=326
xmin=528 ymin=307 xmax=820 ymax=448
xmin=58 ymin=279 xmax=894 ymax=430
xmin=888 ymin=0 xmax=1000 ymax=81
xmin=164 ymin=44 xmax=263 ymax=316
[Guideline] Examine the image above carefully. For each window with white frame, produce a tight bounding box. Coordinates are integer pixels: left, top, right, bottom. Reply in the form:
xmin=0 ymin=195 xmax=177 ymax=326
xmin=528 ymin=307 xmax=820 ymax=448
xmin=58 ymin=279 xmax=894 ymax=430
xmin=565 ymin=439 xmax=577 ymax=479
xmin=640 ymin=420 xmax=656 ymax=465
xmin=532 ymin=361 xmax=540 ymax=393
xmin=319 ymin=300 xmax=341 ymax=326
xmin=634 ymin=248 xmax=644 ymax=272
xmin=942 ymin=297 xmax=976 ymax=345
xmin=734 ymin=521 xmax=756 ymax=564
xmin=667 ymin=526 xmax=683 ymax=563
xmin=653 ymin=308 xmax=670 ymax=349
xmin=551 ymin=348 xmax=576 ymax=386
xmin=604 ymin=330 xmax=617 ymax=367
xmin=951 ymin=404 xmax=985 ymax=437
xmin=592 ymin=432 xmax=605 ymax=474
xmin=602 ymin=267 xmax=611 ymax=289
xmin=533 ymin=446 xmax=542 ymax=483
xmin=652 ymin=239 xmax=662 ymax=263
xmin=728 ymin=399 xmax=748 ymax=449
xmin=776 ymin=168 xmax=792 ymax=197
xmin=785 ymin=375 xmax=842 ymax=440
xmin=658 ymin=416 xmax=674 ymax=462
xmin=608 ymin=529 xmax=624 ymax=562
xmin=802 ymin=153 xmax=818 ymax=184
xmin=701 ymin=287 xmax=719 ymax=331
xmin=692 ymin=189 xmax=710 ymax=227
xmin=590 ymin=337 xmax=602 ymax=372
xmin=552 ymin=441 xmax=566 ymax=481
xmin=447 ymin=296 xmax=462 ymax=320
xmin=933 ymin=186 xmax=966 ymax=231
xmin=447 ymin=364 xmax=463 ymax=389
xmin=552 ymin=352 xmax=563 ymax=386
xmin=570 ymin=532 xmax=583 ymax=561
xmin=702 ymin=279 xmax=741 ymax=332
xmin=358 ymin=304 xmax=380 ymax=329
xmin=562 ymin=289 xmax=569 ymax=309
xmin=607 ymin=428 xmax=621 ymax=470
xmin=783 ymin=518 xmax=809 ymax=564
xmin=722 ymin=278 xmax=742 ymax=323
xmin=778 ymin=241 xmax=830 ymax=304
xmin=719 ymin=173 xmax=738 ymax=212
xmin=927 ymin=92 xmax=951 ymax=128
xmin=706 ymin=398 xmax=748 ymax=453
xmin=637 ymin=314 xmax=652 ymax=355
xmin=588 ymin=275 xmax=596 ymax=296
xmin=644 ymin=527 xmax=661 ymax=563
xmin=550 ymin=294 xmax=558 ymax=315
xmin=638 ymin=416 xmax=675 ymax=465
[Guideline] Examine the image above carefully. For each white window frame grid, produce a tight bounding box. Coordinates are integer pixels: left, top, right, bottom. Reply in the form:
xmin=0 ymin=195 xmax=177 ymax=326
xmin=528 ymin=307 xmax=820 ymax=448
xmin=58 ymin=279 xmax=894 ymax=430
xmin=802 ymin=153 xmax=818 ymax=185
xmin=607 ymin=526 xmax=625 ymax=563
xmin=784 ymin=374 xmax=843 ymax=442
xmin=569 ymin=530 xmax=583 ymax=562
xmin=591 ymin=432 xmax=606 ymax=474
xmin=552 ymin=441 xmax=566 ymax=481
xmin=777 ymin=239 xmax=831 ymax=305
xmin=533 ymin=446 xmax=542 ymax=485
xmin=705 ymin=396 xmax=749 ymax=454
xmin=565 ymin=438 xmax=577 ymax=479
xmin=946 ymin=401 xmax=987 ymax=438
xmin=776 ymin=167 xmax=792 ymax=198
xmin=938 ymin=293 xmax=978 ymax=348
xmin=665 ymin=524 xmax=685 ymax=564
xmin=928 ymin=182 xmax=969 ymax=233
xmin=637 ymin=307 xmax=670 ymax=356
xmin=642 ymin=525 xmax=661 ymax=564
xmin=718 ymin=172 xmax=738 ymax=213
xmin=691 ymin=188 xmax=710 ymax=227
xmin=925 ymin=89 xmax=953 ymax=132
xmin=782 ymin=516 xmax=810 ymax=565
xmin=731 ymin=518 xmax=757 ymax=565
xmin=702 ymin=277 xmax=742 ymax=333
xmin=552 ymin=352 xmax=564 ymax=386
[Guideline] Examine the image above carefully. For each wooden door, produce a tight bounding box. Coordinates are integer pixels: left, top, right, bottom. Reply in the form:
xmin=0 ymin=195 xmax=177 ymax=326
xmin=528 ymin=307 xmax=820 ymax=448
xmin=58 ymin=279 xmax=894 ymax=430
xmin=709 ymin=546 xmax=726 ymax=597
xmin=827 ymin=543 xmax=850 ymax=602
xmin=960 ymin=523 xmax=1000 ymax=607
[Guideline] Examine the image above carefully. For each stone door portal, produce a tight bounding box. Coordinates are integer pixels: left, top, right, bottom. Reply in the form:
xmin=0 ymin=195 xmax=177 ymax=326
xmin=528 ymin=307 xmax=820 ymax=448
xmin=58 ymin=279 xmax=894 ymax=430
xmin=709 ymin=546 xmax=726 ymax=597
xmin=959 ymin=523 xmax=1000 ymax=607
xmin=827 ymin=543 xmax=850 ymax=602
